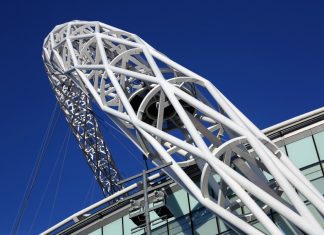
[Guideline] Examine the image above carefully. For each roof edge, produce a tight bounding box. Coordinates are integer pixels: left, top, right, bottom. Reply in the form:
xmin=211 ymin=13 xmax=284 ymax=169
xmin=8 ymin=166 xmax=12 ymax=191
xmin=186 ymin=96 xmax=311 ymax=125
xmin=263 ymin=107 xmax=324 ymax=134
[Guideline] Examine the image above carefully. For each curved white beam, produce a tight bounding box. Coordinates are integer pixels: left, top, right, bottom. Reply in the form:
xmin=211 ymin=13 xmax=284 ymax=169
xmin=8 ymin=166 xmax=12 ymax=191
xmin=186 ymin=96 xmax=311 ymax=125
xmin=43 ymin=20 xmax=324 ymax=235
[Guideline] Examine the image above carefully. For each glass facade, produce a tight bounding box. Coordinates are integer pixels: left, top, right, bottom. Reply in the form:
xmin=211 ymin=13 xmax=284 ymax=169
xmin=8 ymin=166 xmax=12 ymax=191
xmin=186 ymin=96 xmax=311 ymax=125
xmin=87 ymin=130 xmax=324 ymax=235
xmin=286 ymin=136 xmax=319 ymax=169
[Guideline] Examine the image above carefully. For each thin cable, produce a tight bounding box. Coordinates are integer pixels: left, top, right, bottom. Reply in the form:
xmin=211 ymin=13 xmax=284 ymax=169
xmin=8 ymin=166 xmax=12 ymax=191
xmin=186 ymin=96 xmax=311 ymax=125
xmin=11 ymin=102 xmax=60 ymax=235
xmin=83 ymin=179 xmax=96 ymax=206
xmin=90 ymin=179 xmax=96 ymax=204
xmin=28 ymin=130 xmax=70 ymax=234
xmin=95 ymin=113 xmax=128 ymax=137
xmin=105 ymin=124 xmax=146 ymax=169
xmin=95 ymin=113 xmax=147 ymax=170
xmin=47 ymin=132 xmax=70 ymax=227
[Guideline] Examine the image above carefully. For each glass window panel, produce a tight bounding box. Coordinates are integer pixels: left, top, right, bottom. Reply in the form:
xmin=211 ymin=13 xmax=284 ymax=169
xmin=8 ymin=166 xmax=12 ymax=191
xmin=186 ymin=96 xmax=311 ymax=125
xmin=188 ymin=194 xmax=202 ymax=212
xmin=103 ymin=218 xmax=123 ymax=235
xmin=217 ymin=218 xmax=232 ymax=233
xmin=88 ymin=228 xmax=102 ymax=235
xmin=149 ymin=208 xmax=167 ymax=230
xmin=306 ymin=203 xmax=324 ymax=227
xmin=311 ymin=177 xmax=324 ymax=194
xmin=286 ymin=137 xmax=318 ymax=169
xmin=314 ymin=131 xmax=324 ymax=160
xmin=301 ymin=164 xmax=322 ymax=181
xmin=123 ymin=215 xmax=143 ymax=235
xmin=166 ymin=189 xmax=189 ymax=218
xmin=213 ymin=174 xmax=221 ymax=183
xmin=273 ymin=213 xmax=303 ymax=235
xmin=167 ymin=214 xmax=192 ymax=235
xmin=264 ymin=171 xmax=274 ymax=180
xmin=151 ymin=223 xmax=168 ymax=235
xmin=191 ymin=208 xmax=217 ymax=235
xmin=250 ymin=221 xmax=269 ymax=234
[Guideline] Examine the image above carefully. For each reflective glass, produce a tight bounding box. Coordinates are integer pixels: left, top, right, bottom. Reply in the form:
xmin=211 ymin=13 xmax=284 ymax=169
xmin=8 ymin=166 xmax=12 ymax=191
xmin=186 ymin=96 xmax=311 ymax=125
xmin=273 ymin=213 xmax=303 ymax=235
xmin=89 ymin=132 xmax=324 ymax=235
xmin=250 ymin=221 xmax=268 ymax=234
xmin=306 ymin=203 xmax=324 ymax=227
xmin=167 ymin=214 xmax=192 ymax=235
xmin=103 ymin=218 xmax=123 ymax=235
xmin=217 ymin=218 xmax=232 ymax=233
xmin=166 ymin=189 xmax=190 ymax=218
xmin=311 ymin=177 xmax=324 ymax=194
xmin=188 ymin=194 xmax=202 ymax=212
xmin=88 ymin=228 xmax=102 ymax=235
xmin=314 ymin=131 xmax=324 ymax=160
xmin=149 ymin=207 xmax=167 ymax=230
xmin=123 ymin=215 xmax=143 ymax=235
xmin=151 ymin=223 xmax=168 ymax=235
xmin=191 ymin=208 xmax=217 ymax=235
xmin=301 ymin=164 xmax=322 ymax=181
xmin=286 ymin=137 xmax=318 ymax=168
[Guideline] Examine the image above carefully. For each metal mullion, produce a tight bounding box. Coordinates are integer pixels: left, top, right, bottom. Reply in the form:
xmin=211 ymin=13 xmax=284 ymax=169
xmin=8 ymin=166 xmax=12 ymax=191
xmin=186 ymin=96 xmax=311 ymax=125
xmin=311 ymin=135 xmax=324 ymax=176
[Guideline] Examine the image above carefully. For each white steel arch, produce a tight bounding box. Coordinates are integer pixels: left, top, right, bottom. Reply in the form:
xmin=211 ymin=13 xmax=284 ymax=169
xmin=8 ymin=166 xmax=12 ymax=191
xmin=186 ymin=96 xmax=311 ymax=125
xmin=43 ymin=20 xmax=324 ymax=235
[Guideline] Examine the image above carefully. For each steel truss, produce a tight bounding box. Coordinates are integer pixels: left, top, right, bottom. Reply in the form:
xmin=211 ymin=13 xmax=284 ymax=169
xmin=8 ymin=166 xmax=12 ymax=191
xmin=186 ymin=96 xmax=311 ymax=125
xmin=43 ymin=21 xmax=324 ymax=235
xmin=44 ymin=51 xmax=122 ymax=196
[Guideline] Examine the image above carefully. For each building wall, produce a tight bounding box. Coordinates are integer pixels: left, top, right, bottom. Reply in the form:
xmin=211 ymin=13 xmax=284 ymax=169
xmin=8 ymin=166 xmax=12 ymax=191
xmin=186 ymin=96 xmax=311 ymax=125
xmin=85 ymin=122 xmax=324 ymax=235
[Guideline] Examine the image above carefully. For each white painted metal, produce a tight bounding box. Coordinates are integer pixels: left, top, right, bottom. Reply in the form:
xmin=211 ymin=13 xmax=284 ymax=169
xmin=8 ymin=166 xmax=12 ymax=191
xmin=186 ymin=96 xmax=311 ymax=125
xmin=263 ymin=107 xmax=324 ymax=134
xmin=43 ymin=21 xmax=324 ymax=235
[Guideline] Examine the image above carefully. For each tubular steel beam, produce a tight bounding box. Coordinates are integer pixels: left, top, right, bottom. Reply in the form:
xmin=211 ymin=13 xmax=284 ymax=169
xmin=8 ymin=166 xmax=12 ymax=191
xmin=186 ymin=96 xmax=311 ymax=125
xmin=43 ymin=21 xmax=324 ymax=235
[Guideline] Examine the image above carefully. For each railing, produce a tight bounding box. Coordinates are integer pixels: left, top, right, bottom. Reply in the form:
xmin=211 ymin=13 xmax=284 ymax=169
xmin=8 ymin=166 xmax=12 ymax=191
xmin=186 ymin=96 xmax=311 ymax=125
xmin=41 ymin=172 xmax=164 ymax=234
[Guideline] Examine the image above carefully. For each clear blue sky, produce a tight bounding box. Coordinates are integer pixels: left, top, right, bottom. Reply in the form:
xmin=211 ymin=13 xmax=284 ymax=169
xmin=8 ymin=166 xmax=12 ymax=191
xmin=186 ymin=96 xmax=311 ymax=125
xmin=1 ymin=1 xmax=324 ymax=234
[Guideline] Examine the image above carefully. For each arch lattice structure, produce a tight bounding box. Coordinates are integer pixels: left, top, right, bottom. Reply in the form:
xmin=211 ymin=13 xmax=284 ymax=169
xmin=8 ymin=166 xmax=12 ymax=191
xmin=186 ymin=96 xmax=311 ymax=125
xmin=43 ymin=36 xmax=123 ymax=197
xmin=43 ymin=21 xmax=324 ymax=235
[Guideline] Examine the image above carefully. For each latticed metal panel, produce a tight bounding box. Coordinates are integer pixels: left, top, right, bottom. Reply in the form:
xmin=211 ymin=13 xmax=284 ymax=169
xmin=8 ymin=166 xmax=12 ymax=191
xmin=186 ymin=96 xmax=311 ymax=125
xmin=44 ymin=54 xmax=122 ymax=197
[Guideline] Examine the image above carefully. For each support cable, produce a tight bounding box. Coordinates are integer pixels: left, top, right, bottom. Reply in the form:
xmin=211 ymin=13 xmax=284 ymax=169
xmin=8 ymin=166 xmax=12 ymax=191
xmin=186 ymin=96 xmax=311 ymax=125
xmin=28 ymin=130 xmax=70 ymax=234
xmin=96 ymin=115 xmax=147 ymax=170
xmin=95 ymin=113 xmax=129 ymax=138
xmin=47 ymin=132 xmax=70 ymax=227
xmin=11 ymin=102 xmax=60 ymax=235
xmin=83 ymin=179 xmax=96 ymax=206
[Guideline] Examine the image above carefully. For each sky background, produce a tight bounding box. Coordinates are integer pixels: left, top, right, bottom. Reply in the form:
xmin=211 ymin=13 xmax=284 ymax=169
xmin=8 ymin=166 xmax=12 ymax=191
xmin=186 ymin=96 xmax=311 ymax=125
xmin=0 ymin=1 xmax=324 ymax=234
